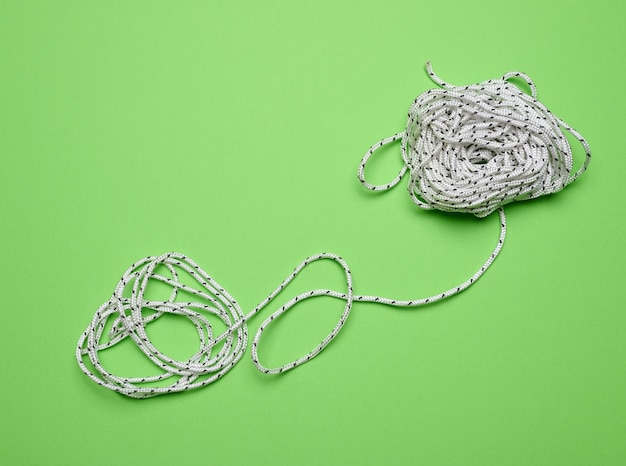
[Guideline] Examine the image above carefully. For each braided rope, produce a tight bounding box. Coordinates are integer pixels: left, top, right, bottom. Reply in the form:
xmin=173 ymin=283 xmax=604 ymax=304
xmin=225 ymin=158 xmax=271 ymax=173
xmin=77 ymin=253 xmax=353 ymax=398
xmin=77 ymin=63 xmax=590 ymax=398
xmin=358 ymin=63 xmax=591 ymax=217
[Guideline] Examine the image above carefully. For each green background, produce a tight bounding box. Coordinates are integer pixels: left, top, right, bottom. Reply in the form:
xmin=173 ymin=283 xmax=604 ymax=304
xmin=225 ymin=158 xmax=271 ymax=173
xmin=1 ymin=0 xmax=624 ymax=464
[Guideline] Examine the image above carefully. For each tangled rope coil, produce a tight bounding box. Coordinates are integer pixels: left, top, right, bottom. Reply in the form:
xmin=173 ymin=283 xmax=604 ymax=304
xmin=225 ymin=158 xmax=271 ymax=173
xmin=77 ymin=253 xmax=354 ymax=398
xmin=77 ymin=63 xmax=590 ymax=398
xmin=358 ymin=62 xmax=591 ymax=217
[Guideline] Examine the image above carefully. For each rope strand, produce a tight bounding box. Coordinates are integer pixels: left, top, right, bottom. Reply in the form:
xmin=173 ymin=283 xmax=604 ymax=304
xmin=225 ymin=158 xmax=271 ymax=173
xmin=77 ymin=63 xmax=589 ymax=398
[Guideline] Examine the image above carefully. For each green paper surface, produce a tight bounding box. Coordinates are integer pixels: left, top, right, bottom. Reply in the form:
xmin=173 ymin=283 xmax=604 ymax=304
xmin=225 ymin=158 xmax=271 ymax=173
xmin=1 ymin=0 xmax=624 ymax=464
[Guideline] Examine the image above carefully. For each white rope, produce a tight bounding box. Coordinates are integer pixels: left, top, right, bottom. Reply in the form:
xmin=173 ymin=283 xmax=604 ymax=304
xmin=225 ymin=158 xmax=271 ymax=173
xmin=77 ymin=63 xmax=590 ymax=398
xmin=358 ymin=62 xmax=591 ymax=217
xmin=76 ymin=253 xmax=355 ymax=397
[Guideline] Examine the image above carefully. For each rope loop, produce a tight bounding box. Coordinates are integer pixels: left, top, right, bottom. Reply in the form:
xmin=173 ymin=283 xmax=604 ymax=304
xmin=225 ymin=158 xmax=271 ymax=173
xmin=251 ymin=253 xmax=353 ymax=375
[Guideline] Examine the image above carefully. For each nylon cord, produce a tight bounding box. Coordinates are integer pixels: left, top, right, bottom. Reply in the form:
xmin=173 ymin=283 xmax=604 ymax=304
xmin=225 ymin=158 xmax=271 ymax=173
xmin=77 ymin=63 xmax=590 ymax=398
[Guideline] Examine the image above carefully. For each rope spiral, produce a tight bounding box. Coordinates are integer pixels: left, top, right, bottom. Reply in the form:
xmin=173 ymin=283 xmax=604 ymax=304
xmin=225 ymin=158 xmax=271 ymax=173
xmin=77 ymin=63 xmax=590 ymax=398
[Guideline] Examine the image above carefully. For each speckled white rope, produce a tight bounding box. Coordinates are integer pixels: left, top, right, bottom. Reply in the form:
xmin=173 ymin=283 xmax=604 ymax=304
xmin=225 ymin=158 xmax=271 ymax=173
xmin=77 ymin=252 xmax=355 ymax=398
xmin=77 ymin=231 xmax=503 ymax=398
xmin=77 ymin=63 xmax=589 ymax=398
xmin=358 ymin=62 xmax=591 ymax=217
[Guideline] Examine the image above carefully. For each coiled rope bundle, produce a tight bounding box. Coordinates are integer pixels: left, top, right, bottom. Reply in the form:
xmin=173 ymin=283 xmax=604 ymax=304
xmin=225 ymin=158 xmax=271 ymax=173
xmin=358 ymin=63 xmax=590 ymax=216
xmin=77 ymin=63 xmax=590 ymax=398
